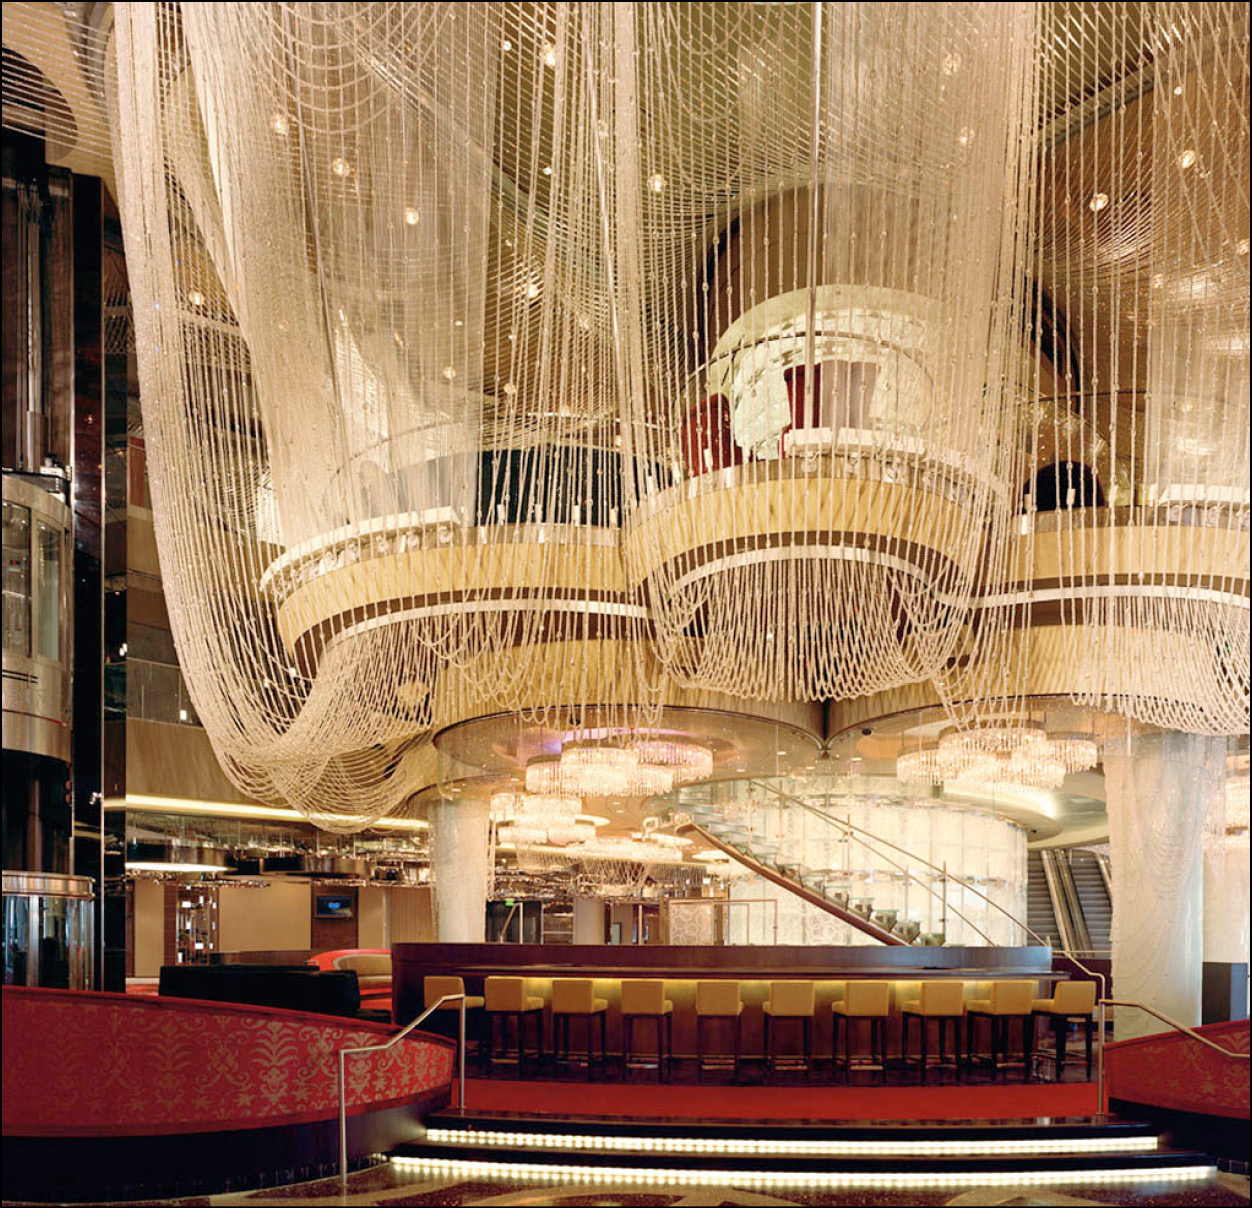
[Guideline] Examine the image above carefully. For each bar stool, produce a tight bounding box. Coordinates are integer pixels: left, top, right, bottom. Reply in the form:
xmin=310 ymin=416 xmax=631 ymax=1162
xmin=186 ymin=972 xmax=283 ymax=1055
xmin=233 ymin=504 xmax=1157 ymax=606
xmin=621 ymin=979 xmax=673 ymax=1081
xmin=551 ymin=978 xmax=608 ymax=1080
xmin=763 ymin=981 xmax=816 ymax=1078
xmin=900 ymin=981 xmax=966 ymax=1083
xmin=831 ymin=981 xmax=890 ymax=1084
xmin=966 ymin=981 xmax=1036 ymax=1081
xmin=1032 ymin=980 xmax=1098 ymax=1080
xmin=424 ymin=975 xmax=485 ymax=1055
xmin=695 ymin=981 xmax=743 ymax=1081
xmin=482 ymin=976 xmax=545 ymax=1074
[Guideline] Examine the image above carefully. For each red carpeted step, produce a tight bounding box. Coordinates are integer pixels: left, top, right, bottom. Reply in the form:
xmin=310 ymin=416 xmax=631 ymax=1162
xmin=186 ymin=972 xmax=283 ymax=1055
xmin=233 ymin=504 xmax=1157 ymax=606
xmin=458 ymin=1078 xmax=1098 ymax=1121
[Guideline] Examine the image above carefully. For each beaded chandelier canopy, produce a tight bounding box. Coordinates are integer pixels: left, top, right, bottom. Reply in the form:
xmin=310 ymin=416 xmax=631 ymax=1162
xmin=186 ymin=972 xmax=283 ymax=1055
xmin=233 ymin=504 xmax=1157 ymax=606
xmin=107 ymin=2 xmax=1248 ymax=831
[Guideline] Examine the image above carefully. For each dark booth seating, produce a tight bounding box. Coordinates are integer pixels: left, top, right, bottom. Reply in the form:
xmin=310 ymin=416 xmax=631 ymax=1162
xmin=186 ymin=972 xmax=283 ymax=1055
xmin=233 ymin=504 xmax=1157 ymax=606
xmin=159 ymin=963 xmax=361 ymax=1017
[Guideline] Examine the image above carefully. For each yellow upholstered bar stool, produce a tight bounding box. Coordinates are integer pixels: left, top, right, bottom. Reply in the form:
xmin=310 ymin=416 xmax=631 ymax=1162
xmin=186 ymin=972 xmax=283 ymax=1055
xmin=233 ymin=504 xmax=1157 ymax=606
xmin=1032 ymin=979 xmax=1098 ymax=1080
xmin=482 ymin=976 xmax=545 ymax=1075
xmin=621 ymin=979 xmax=674 ymax=1082
xmin=695 ymin=981 xmax=743 ymax=1081
xmin=763 ymin=981 xmax=816 ymax=1079
xmin=551 ymin=978 xmax=608 ymax=1080
xmin=900 ymin=981 xmax=966 ymax=1084
xmin=423 ymin=975 xmax=485 ymax=1057
xmin=965 ymin=981 xmax=1036 ymax=1081
xmin=831 ymin=981 xmax=890 ymax=1084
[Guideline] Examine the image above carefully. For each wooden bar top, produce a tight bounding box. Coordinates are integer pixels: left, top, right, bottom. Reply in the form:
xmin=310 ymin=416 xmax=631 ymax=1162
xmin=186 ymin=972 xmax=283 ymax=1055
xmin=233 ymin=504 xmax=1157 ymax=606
xmin=392 ymin=941 xmax=1054 ymax=982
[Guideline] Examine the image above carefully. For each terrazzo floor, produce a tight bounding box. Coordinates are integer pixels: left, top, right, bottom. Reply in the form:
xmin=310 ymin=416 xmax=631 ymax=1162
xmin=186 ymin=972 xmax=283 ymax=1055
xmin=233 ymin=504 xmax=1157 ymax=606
xmin=32 ymin=1161 xmax=1247 ymax=1208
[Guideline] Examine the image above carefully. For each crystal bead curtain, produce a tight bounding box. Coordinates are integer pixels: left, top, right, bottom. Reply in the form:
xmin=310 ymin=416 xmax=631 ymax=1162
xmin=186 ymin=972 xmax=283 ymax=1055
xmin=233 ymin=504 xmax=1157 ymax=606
xmin=111 ymin=3 xmax=657 ymax=829
xmin=609 ymin=3 xmax=1038 ymax=702
xmin=1021 ymin=1 xmax=1249 ymax=735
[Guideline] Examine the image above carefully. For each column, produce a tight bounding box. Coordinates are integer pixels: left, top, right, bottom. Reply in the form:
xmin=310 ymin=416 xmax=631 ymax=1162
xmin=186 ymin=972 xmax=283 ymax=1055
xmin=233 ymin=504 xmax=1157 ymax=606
xmin=1104 ymin=731 xmax=1224 ymax=1041
xmin=429 ymin=797 xmax=490 ymax=943
xmin=1204 ymin=763 xmax=1250 ymax=967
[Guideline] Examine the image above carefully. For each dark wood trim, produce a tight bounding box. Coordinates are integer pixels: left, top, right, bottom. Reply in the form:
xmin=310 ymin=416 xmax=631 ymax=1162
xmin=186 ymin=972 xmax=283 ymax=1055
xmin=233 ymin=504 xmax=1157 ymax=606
xmin=2 ymin=1095 xmax=449 ymax=1203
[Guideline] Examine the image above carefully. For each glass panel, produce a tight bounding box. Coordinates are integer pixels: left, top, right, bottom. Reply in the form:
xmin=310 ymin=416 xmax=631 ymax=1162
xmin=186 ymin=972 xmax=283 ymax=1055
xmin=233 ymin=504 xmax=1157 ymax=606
xmin=3 ymin=894 xmax=32 ymax=984
xmin=33 ymin=521 xmax=62 ymax=661
xmin=127 ymin=659 xmax=181 ymax=722
xmin=2 ymin=502 xmax=31 ymax=655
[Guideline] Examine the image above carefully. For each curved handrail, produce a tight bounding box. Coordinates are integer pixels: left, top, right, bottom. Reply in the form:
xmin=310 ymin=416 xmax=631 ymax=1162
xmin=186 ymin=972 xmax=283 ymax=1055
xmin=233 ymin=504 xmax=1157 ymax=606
xmin=791 ymin=801 xmax=998 ymax=946
xmin=680 ymin=822 xmax=907 ymax=945
xmin=746 ymin=779 xmax=1109 ymax=996
xmin=336 ymin=993 xmax=466 ymax=1187
xmin=1098 ymin=1000 xmax=1249 ymax=1060
xmin=1097 ymin=997 xmax=1248 ymax=1116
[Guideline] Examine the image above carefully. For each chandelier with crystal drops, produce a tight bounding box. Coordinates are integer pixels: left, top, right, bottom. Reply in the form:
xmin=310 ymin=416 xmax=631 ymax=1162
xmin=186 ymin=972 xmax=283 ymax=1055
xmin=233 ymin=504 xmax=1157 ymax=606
xmin=110 ymin=3 xmax=660 ymax=830
xmin=1015 ymin=1 xmax=1250 ymax=736
xmin=897 ymin=725 xmax=1098 ymax=792
xmin=614 ymin=2 xmax=1037 ymax=702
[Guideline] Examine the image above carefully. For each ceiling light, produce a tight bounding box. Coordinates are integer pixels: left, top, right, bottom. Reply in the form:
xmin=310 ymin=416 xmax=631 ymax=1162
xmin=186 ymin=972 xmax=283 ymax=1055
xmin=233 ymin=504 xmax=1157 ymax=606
xmin=648 ymin=173 xmax=665 ymax=193
xmin=403 ymin=206 xmax=420 ymax=225
xmin=1088 ymin=192 xmax=1109 ymax=212
xmin=541 ymin=42 xmax=557 ymax=68
xmin=331 ymin=156 xmax=352 ymax=177
xmin=1177 ymin=148 xmax=1197 ymax=170
xmin=126 ymin=840 xmax=232 ymax=873
xmin=632 ymin=739 xmax=713 ymax=786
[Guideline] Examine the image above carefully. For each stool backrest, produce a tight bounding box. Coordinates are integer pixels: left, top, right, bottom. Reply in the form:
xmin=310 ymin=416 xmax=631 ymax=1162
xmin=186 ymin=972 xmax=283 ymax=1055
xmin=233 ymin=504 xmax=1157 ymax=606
xmin=844 ymin=980 xmax=891 ymax=1016
xmin=990 ymin=980 xmax=1036 ymax=1014
xmin=551 ymin=978 xmax=594 ymax=1013
xmin=768 ymin=980 xmax=815 ymax=1015
xmin=484 ymin=976 xmax=527 ymax=1012
xmin=424 ymin=974 xmax=465 ymax=1009
xmin=695 ymin=980 xmax=741 ymax=1015
xmin=1053 ymin=979 xmax=1097 ymax=1015
xmin=920 ymin=980 xmax=966 ymax=1015
xmin=621 ymin=978 xmax=666 ymax=1015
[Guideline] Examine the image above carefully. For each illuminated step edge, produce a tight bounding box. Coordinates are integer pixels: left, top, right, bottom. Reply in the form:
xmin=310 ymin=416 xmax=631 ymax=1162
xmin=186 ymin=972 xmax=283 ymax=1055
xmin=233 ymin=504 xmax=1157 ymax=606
xmin=423 ymin=1128 xmax=1160 ymax=1158
xmin=392 ymin=1156 xmax=1214 ymax=1189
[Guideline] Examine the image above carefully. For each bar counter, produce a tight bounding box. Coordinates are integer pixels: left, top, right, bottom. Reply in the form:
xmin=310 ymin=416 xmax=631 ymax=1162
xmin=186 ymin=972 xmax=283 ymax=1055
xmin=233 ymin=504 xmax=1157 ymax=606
xmin=393 ymin=943 xmax=1060 ymax=1061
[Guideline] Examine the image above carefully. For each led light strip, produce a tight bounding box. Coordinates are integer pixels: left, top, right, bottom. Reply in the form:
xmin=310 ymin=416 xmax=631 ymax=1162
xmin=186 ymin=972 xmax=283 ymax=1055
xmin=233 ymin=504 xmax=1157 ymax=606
xmin=422 ymin=1128 xmax=1159 ymax=1157
xmin=391 ymin=1156 xmax=1212 ymax=1189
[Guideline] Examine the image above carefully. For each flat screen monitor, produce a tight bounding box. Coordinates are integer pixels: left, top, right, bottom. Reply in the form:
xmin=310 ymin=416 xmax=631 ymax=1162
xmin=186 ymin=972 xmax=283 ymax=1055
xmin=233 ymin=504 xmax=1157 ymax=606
xmin=314 ymin=894 xmax=353 ymax=920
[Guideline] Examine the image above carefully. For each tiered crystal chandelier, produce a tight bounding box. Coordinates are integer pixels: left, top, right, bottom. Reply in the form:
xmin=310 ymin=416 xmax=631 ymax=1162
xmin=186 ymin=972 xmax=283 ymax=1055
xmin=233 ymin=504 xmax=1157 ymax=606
xmin=631 ymin=740 xmax=715 ymax=787
xmin=490 ymin=791 xmax=597 ymax=848
xmin=524 ymin=739 xmax=681 ymax=799
xmin=897 ymin=725 xmax=1098 ymax=792
xmin=612 ymin=3 xmax=1037 ymax=701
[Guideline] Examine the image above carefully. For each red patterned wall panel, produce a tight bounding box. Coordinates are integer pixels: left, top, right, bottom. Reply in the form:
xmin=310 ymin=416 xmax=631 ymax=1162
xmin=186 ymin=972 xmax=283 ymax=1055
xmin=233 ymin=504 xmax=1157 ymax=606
xmin=2 ymin=986 xmax=453 ymax=1137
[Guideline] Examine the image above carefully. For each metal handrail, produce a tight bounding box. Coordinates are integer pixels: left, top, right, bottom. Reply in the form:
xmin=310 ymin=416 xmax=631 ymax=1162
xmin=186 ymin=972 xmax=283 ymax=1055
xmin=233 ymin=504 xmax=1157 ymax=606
xmin=787 ymin=797 xmax=997 ymax=946
xmin=1054 ymin=851 xmax=1093 ymax=953
xmin=745 ymin=778 xmax=1111 ymax=1089
xmin=1039 ymin=850 xmax=1078 ymax=953
xmin=336 ymin=993 xmax=466 ymax=1188
xmin=751 ymin=779 xmax=1052 ymax=951
xmin=1097 ymin=998 xmax=1250 ymax=1114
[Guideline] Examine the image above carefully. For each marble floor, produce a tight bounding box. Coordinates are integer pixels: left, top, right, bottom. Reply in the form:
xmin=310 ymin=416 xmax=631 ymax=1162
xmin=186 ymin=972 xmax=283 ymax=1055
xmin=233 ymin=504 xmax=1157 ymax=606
xmin=55 ymin=1160 xmax=1248 ymax=1208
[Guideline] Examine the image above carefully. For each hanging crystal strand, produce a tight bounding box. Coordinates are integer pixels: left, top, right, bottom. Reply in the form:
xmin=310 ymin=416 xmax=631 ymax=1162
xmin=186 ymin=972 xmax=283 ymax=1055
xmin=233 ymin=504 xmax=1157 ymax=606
xmin=112 ymin=3 xmax=662 ymax=830
xmin=616 ymin=3 xmax=1037 ymax=706
xmin=1009 ymin=2 xmax=1249 ymax=738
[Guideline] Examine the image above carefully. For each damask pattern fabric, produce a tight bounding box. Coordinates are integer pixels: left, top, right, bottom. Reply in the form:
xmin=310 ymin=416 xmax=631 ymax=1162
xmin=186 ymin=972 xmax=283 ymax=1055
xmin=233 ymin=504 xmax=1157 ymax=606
xmin=2 ymin=987 xmax=454 ymax=1136
xmin=1105 ymin=1018 xmax=1250 ymax=1120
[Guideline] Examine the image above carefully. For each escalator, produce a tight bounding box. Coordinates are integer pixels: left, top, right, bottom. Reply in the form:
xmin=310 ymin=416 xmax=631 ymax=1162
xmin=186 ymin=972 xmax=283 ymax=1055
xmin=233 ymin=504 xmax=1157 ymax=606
xmin=1069 ymin=848 xmax=1112 ymax=954
xmin=1026 ymin=849 xmax=1063 ymax=946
